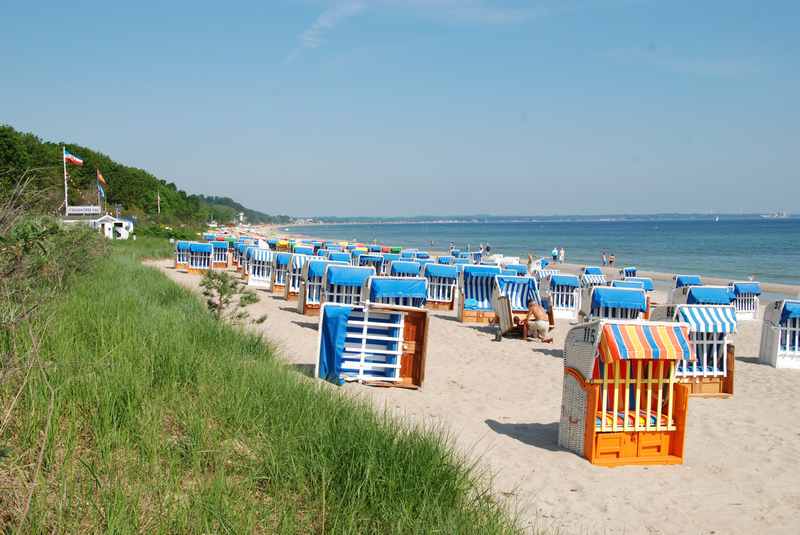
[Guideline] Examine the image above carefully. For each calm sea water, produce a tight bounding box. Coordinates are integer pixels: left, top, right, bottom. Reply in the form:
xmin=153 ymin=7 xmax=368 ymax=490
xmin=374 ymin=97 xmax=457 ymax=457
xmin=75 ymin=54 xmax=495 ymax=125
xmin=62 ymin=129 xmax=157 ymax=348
xmin=286 ymin=219 xmax=800 ymax=286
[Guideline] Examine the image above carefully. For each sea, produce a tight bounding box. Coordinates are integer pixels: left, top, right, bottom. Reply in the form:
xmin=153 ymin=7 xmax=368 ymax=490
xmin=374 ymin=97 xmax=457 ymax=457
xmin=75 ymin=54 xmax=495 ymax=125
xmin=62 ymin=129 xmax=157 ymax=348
xmin=285 ymin=218 xmax=800 ymax=287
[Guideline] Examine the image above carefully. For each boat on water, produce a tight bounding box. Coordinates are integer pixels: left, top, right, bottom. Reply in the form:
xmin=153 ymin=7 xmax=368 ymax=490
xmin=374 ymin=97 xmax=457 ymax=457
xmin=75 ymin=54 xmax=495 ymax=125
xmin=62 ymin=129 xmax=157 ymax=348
xmin=761 ymin=211 xmax=789 ymax=219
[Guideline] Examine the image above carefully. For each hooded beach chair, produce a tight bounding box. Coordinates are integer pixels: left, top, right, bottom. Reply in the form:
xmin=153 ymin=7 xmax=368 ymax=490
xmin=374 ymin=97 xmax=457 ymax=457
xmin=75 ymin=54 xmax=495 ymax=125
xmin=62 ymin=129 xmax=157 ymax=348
xmin=581 ymin=286 xmax=648 ymax=321
xmin=651 ymin=304 xmax=737 ymax=396
xmin=271 ymin=252 xmax=292 ymax=294
xmin=670 ymin=286 xmax=734 ymax=307
xmin=247 ymin=248 xmax=274 ymax=290
xmin=422 ymin=264 xmax=459 ymax=311
xmin=293 ymin=245 xmax=315 ymax=256
xmin=620 ymin=266 xmax=637 ymax=278
xmin=267 ymin=238 xmax=278 ymax=250
xmin=358 ymin=254 xmax=385 ymax=273
xmin=415 ymin=251 xmax=431 ymax=260
xmin=545 ymin=274 xmax=581 ymax=320
xmin=363 ymin=276 xmax=428 ymax=308
xmin=759 ymin=300 xmax=800 ymax=369
xmin=174 ymin=241 xmax=190 ymax=270
xmin=669 ymin=274 xmax=703 ymax=303
xmin=321 ymin=265 xmax=376 ymax=306
xmin=400 ymin=249 xmax=417 ymax=260
xmin=503 ymin=263 xmax=529 ymax=277
xmin=188 ymin=242 xmax=213 ymax=273
xmin=283 ymin=253 xmax=310 ymax=301
xmin=211 ymin=241 xmax=229 ymax=269
xmin=580 ymin=266 xmax=607 ymax=288
xmin=623 ymin=277 xmax=655 ymax=292
xmin=327 ymin=251 xmax=352 ymax=264
xmin=389 ymin=260 xmax=421 ymax=278
xmin=277 ymin=239 xmax=290 ymax=252
xmin=610 ymin=280 xmax=645 ymax=290
xmin=728 ymin=281 xmax=761 ymax=320
xmin=457 ymin=265 xmax=502 ymax=323
xmin=437 ymin=255 xmax=455 ymax=265
xmin=558 ymin=320 xmax=692 ymax=466
xmin=315 ymin=302 xmax=428 ymax=388
xmin=491 ymin=276 xmax=554 ymax=340
xmin=380 ymin=253 xmax=400 ymax=274
xmin=454 ymin=257 xmax=472 ymax=266
xmin=297 ymin=259 xmax=345 ymax=315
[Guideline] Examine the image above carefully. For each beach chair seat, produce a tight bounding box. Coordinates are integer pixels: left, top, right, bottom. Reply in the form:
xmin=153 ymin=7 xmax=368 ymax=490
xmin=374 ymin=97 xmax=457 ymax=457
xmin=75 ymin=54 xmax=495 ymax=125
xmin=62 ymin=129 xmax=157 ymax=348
xmin=457 ymin=265 xmax=501 ymax=323
xmin=558 ymin=320 xmax=692 ymax=466
xmin=315 ymin=303 xmax=428 ymax=389
xmin=760 ymin=300 xmax=800 ymax=369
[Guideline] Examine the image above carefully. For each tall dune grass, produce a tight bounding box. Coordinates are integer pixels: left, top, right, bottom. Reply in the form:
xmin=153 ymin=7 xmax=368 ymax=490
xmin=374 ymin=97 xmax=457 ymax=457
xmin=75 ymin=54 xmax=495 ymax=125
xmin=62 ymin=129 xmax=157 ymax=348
xmin=2 ymin=239 xmax=519 ymax=533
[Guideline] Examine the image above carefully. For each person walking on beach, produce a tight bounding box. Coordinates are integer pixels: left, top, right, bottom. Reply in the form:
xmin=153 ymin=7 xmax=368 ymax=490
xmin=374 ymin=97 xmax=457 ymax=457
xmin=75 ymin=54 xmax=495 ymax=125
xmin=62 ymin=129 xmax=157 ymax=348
xmin=551 ymin=247 xmax=558 ymax=263
xmin=525 ymin=300 xmax=553 ymax=343
xmin=602 ymin=251 xmax=607 ymax=266
xmin=609 ymin=253 xmax=616 ymax=267
xmin=559 ymin=247 xmax=565 ymax=263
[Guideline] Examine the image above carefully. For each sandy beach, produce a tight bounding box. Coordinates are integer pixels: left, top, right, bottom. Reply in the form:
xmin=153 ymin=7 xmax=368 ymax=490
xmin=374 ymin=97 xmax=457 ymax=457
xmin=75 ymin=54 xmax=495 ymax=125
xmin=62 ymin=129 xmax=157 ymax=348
xmin=149 ymin=253 xmax=800 ymax=535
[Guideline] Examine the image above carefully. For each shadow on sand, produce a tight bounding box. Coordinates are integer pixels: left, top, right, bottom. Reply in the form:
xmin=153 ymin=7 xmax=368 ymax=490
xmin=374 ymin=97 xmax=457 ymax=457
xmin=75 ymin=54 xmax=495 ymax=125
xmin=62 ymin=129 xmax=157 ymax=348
xmin=291 ymin=363 xmax=316 ymax=378
xmin=291 ymin=320 xmax=318 ymax=331
xmin=485 ymin=420 xmax=560 ymax=452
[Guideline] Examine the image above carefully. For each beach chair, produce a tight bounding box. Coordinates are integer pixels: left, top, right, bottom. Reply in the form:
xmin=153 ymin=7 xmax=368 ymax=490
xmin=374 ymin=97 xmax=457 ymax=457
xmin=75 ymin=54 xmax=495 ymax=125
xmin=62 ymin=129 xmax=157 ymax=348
xmin=491 ymin=276 xmax=554 ymax=340
xmin=327 ymin=251 xmax=352 ymax=264
xmin=211 ymin=241 xmax=229 ymax=269
xmin=188 ymin=242 xmax=213 ymax=273
xmin=457 ymin=265 xmax=502 ymax=323
xmin=368 ymin=244 xmax=383 ymax=253
xmin=247 ymin=248 xmax=274 ymax=290
xmin=620 ymin=266 xmax=637 ymax=278
xmin=267 ymin=238 xmax=278 ymax=250
xmin=759 ymin=300 xmax=800 ymax=369
xmin=271 ymin=252 xmax=292 ymax=294
xmin=422 ymin=264 xmax=459 ymax=311
xmin=669 ymin=274 xmax=703 ymax=303
xmin=670 ymin=286 xmax=734 ymax=306
xmin=315 ymin=302 xmax=428 ymax=388
xmin=277 ymin=239 xmax=290 ymax=252
xmin=728 ymin=281 xmax=761 ymax=320
xmin=381 ymin=253 xmax=400 ymax=274
xmin=321 ymin=265 xmax=376 ymax=306
xmin=651 ymin=304 xmax=737 ymax=396
xmin=503 ymin=263 xmax=529 ymax=276
xmin=558 ymin=320 xmax=692 ymax=466
xmin=580 ymin=266 xmax=607 ymax=288
xmin=437 ymin=255 xmax=455 ymax=265
xmin=400 ymin=249 xmax=417 ymax=260
xmin=610 ymin=280 xmax=645 ymax=290
xmin=174 ymin=241 xmax=190 ymax=270
xmin=581 ymin=286 xmax=648 ymax=321
xmin=533 ymin=267 xmax=559 ymax=282
xmin=545 ymin=274 xmax=581 ymax=320
xmin=389 ymin=260 xmax=422 ymax=278
xmin=283 ymin=253 xmax=310 ymax=301
xmin=623 ymin=277 xmax=655 ymax=292
xmin=415 ymin=251 xmax=431 ymax=260
xmin=363 ymin=276 xmax=428 ymax=308
xmin=454 ymin=257 xmax=472 ymax=266
xmin=297 ymin=259 xmax=344 ymax=315
xmin=293 ymin=245 xmax=315 ymax=256
xmin=358 ymin=254 xmax=385 ymax=273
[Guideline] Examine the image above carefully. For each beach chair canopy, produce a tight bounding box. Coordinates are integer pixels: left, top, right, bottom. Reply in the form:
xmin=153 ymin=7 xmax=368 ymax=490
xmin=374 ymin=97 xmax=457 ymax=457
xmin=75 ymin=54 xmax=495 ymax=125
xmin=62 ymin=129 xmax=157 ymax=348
xmin=730 ymin=281 xmax=762 ymax=296
xmin=621 ymin=266 xmax=637 ymax=277
xmin=675 ymin=275 xmax=703 ymax=288
xmin=610 ymin=280 xmax=645 ymax=290
xmin=189 ymin=242 xmax=212 ymax=253
xmin=624 ymin=277 xmax=655 ymax=292
xmin=327 ymin=252 xmax=352 ymax=263
xmin=591 ymin=287 xmax=647 ymax=312
xmin=550 ymin=274 xmax=579 ymax=288
xmin=368 ymin=277 xmax=427 ymax=302
xmin=390 ymin=261 xmax=421 ymax=276
xmin=315 ymin=248 xmax=328 ymax=257
xmin=686 ymin=286 xmax=734 ymax=305
xmin=359 ymin=254 xmax=384 ymax=264
xmin=415 ymin=251 xmax=430 ymax=260
xmin=325 ymin=265 xmax=375 ymax=286
xmin=382 ymin=253 xmax=401 ymax=263
xmin=423 ymin=264 xmax=458 ymax=280
xmin=176 ymin=241 xmax=190 ymax=251
xmin=596 ymin=322 xmax=692 ymax=364
xmin=307 ymin=259 xmax=332 ymax=279
xmin=294 ymin=246 xmax=315 ymax=255
xmin=245 ymin=246 xmax=257 ymax=260
xmin=504 ymin=263 xmax=529 ymax=276
xmin=437 ymin=255 xmax=455 ymax=264
xmin=583 ymin=266 xmax=603 ymax=275
xmin=780 ymin=300 xmax=800 ymax=323
xmin=675 ymin=305 xmax=737 ymax=334
xmin=368 ymin=244 xmax=383 ymax=252
xmin=275 ymin=252 xmax=292 ymax=266
xmin=211 ymin=241 xmax=228 ymax=250
xmin=454 ymin=257 xmax=472 ymax=265
xmin=400 ymin=249 xmax=416 ymax=259
xmin=462 ymin=265 xmax=501 ymax=278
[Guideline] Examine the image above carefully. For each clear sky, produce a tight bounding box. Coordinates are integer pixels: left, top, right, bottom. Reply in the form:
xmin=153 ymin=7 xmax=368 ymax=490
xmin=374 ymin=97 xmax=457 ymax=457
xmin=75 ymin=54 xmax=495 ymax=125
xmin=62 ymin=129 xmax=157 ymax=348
xmin=2 ymin=1 xmax=798 ymax=217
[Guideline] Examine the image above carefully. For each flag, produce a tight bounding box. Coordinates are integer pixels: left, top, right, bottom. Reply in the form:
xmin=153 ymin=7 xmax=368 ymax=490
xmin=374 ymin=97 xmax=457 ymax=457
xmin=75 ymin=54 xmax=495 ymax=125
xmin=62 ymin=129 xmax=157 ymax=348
xmin=64 ymin=149 xmax=84 ymax=166
xmin=96 ymin=168 xmax=107 ymax=186
xmin=97 ymin=180 xmax=106 ymax=199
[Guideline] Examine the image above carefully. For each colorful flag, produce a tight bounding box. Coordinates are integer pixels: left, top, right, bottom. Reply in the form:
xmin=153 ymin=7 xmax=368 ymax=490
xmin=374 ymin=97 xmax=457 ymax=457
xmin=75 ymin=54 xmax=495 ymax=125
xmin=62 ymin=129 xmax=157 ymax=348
xmin=96 ymin=168 xmax=107 ymax=186
xmin=97 ymin=180 xmax=106 ymax=199
xmin=64 ymin=149 xmax=84 ymax=166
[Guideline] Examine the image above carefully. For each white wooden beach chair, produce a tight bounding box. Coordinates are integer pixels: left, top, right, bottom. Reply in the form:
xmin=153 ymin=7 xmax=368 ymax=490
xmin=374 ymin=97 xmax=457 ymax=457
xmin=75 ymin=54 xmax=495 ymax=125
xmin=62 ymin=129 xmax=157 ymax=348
xmin=320 ymin=265 xmax=376 ymax=306
xmin=727 ymin=281 xmax=761 ymax=320
xmin=271 ymin=252 xmax=292 ymax=294
xmin=581 ymin=286 xmax=648 ymax=321
xmin=188 ymin=242 xmax=213 ymax=273
xmin=174 ymin=241 xmax=190 ymax=270
xmin=457 ymin=265 xmax=502 ymax=323
xmin=580 ymin=266 xmax=607 ymax=288
xmin=362 ymin=276 xmax=428 ymax=308
xmin=422 ymin=263 xmax=459 ymax=311
xmin=760 ymin=300 xmax=800 ymax=369
xmin=283 ymin=253 xmax=310 ymax=301
xmin=544 ymin=274 xmax=581 ymax=320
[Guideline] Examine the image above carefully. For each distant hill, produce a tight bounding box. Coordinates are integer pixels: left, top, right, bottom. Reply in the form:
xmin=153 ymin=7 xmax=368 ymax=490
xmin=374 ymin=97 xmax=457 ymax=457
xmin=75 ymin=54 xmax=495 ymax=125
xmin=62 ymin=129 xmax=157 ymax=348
xmin=0 ymin=124 xmax=291 ymax=225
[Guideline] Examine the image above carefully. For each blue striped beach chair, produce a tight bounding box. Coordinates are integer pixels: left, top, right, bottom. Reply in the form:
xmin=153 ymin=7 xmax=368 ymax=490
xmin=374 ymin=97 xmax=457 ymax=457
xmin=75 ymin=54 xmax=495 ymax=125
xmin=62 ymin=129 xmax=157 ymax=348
xmin=175 ymin=241 xmax=190 ymax=269
xmin=727 ymin=281 xmax=761 ymax=320
xmin=315 ymin=302 xmax=428 ymax=388
xmin=389 ymin=260 xmax=421 ymax=278
xmin=188 ymin=242 xmax=213 ymax=273
xmin=623 ymin=277 xmax=655 ymax=292
xmin=321 ymin=265 xmax=376 ymax=306
xmin=580 ymin=266 xmax=607 ymax=288
xmin=422 ymin=264 xmax=458 ymax=310
xmin=358 ymin=254 xmax=385 ymax=273
xmin=297 ymin=259 xmax=345 ymax=315
xmin=620 ymin=266 xmax=637 ymax=278
xmin=581 ymin=286 xmax=647 ymax=321
xmin=546 ymin=274 xmax=580 ymax=320
xmin=271 ymin=252 xmax=292 ymax=294
xmin=247 ymin=248 xmax=274 ymax=290
xmin=491 ymin=275 xmax=553 ymax=340
xmin=760 ymin=300 xmax=800 ymax=369
xmin=283 ymin=253 xmax=310 ymax=300
xmin=458 ymin=265 xmax=501 ymax=323
xmin=363 ymin=276 xmax=428 ymax=308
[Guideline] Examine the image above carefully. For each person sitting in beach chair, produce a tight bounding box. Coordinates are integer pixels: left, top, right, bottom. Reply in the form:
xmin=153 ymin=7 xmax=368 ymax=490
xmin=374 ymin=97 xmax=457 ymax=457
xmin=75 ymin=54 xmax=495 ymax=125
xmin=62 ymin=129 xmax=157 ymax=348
xmin=525 ymin=300 xmax=554 ymax=343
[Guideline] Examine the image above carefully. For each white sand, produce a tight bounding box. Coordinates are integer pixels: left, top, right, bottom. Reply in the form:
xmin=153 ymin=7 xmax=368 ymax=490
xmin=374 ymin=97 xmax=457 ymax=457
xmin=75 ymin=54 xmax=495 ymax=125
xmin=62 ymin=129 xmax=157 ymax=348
xmin=149 ymin=259 xmax=800 ymax=535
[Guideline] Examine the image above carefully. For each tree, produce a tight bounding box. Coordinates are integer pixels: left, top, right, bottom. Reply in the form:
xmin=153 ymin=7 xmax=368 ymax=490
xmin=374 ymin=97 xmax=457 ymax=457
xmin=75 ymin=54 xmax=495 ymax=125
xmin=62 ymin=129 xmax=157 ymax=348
xmin=199 ymin=270 xmax=266 ymax=326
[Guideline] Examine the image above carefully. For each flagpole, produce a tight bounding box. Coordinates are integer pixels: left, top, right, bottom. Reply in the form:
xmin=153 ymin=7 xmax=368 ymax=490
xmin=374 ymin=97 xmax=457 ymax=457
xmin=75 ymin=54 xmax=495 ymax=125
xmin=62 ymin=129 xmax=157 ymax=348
xmin=62 ymin=145 xmax=69 ymax=214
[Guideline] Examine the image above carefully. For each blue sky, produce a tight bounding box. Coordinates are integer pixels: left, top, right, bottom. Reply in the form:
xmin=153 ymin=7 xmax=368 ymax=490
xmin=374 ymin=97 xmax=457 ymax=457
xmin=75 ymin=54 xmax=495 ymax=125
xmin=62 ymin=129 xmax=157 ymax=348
xmin=2 ymin=1 xmax=798 ymax=216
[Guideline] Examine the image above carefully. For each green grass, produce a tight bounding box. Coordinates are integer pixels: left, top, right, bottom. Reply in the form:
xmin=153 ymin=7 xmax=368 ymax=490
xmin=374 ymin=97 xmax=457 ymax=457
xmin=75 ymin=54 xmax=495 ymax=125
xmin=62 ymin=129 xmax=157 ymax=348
xmin=2 ymin=240 xmax=519 ymax=533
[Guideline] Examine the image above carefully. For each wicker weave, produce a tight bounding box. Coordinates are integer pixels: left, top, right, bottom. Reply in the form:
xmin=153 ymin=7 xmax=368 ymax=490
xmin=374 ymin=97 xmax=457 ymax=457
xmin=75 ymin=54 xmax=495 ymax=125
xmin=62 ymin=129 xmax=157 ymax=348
xmin=558 ymin=372 xmax=587 ymax=456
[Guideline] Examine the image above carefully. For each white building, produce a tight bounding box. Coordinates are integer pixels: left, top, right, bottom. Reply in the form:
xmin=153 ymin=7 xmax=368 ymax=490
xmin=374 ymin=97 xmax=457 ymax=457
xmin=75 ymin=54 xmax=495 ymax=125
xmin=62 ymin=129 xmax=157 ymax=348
xmin=91 ymin=215 xmax=134 ymax=240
